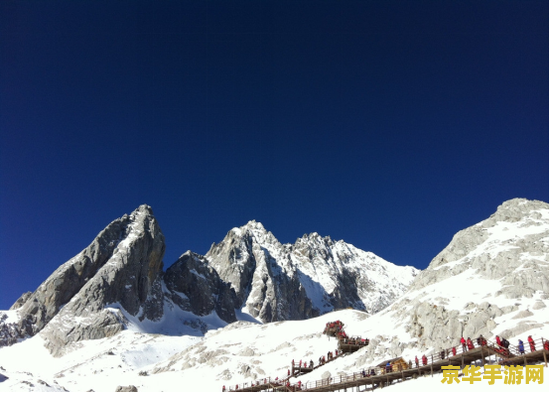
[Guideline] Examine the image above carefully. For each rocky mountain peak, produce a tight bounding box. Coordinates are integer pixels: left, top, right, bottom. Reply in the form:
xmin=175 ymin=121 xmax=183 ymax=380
xmin=484 ymin=198 xmax=548 ymax=227
xmin=419 ymin=198 xmax=548 ymax=280
xmin=364 ymin=198 xmax=549 ymax=364
xmin=232 ymin=220 xmax=280 ymax=248
xmin=203 ymin=220 xmax=418 ymax=322
xmin=1 ymin=209 xmax=420 ymax=353
xmin=2 ymin=204 xmax=166 ymax=355
xmin=294 ymin=232 xmax=335 ymax=251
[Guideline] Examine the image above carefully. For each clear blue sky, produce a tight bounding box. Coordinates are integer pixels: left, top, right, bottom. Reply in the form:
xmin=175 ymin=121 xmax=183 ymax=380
xmin=1 ymin=1 xmax=548 ymax=310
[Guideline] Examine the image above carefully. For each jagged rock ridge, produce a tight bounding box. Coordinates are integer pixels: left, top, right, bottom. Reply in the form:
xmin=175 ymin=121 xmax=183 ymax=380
xmin=206 ymin=220 xmax=419 ymax=322
xmin=163 ymin=251 xmax=238 ymax=323
xmin=1 ymin=206 xmax=418 ymax=354
xmin=9 ymin=205 xmax=166 ymax=355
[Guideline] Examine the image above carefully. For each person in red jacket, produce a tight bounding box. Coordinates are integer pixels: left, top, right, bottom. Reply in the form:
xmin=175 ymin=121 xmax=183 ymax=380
xmin=422 ymin=354 xmax=427 ymax=366
xmin=466 ymin=337 xmax=474 ymax=350
xmin=452 ymin=346 xmax=457 ymax=356
xmin=415 ymin=356 xmax=419 ymax=367
xmin=460 ymin=337 xmax=467 ymax=352
xmin=528 ymin=335 xmax=536 ymax=352
xmin=496 ymin=335 xmax=502 ymax=346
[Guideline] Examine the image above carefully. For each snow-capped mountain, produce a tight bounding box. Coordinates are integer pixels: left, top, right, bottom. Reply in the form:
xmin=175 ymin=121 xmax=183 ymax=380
xmin=145 ymin=197 xmax=548 ymax=391
xmin=206 ymin=220 xmax=418 ymax=322
xmin=341 ymin=198 xmax=549 ymax=366
xmin=1 ymin=205 xmax=166 ymax=355
xmin=0 ymin=206 xmax=416 ymax=356
xmin=0 ymin=198 xmax=548 ymax=392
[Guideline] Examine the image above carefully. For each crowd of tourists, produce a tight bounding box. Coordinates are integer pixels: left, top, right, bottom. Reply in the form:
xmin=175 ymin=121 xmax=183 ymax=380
xmin=411 ymin=334 xmax=550 ymax=368
xmin=323 ymin=320 xmax=370 ymax=346
xmin=224 ymin=327 xmax=548 ymax=392
xmin=290 ymin=349 xmax=342 ymax=376
xmin=323 ymin=320 xmax=344 ymax=337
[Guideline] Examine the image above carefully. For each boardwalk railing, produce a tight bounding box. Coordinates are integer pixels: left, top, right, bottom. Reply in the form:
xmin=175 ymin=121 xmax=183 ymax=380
xmin=228 ymin=335 xmax=548 ymax=392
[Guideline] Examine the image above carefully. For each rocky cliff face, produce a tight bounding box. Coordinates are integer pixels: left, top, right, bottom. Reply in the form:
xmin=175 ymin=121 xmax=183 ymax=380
xmin=164 ymin=251 xmax=239 ymax=323
xmin=40 ymin=205 xmax=166 ymax=355
xmin=290 ymin=232 xmax=419 ymax=314
xmin=350 ymin=198 xmax=549 ymax=367
xmin=205 ymin=222 xmax=318 ymax=322
xmin=205 ymin=221 xmax=419 ymax=322
xmin=1 ymin=205 xmax=166 ymax=354
xmin=0 ymin=207 xmax=420 ymax=353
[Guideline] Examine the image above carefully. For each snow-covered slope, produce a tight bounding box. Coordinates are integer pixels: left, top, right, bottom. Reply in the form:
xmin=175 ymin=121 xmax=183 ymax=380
xmin=337 ymin=198 xmax=549 ymax=366
xmin=0 ymin=198 xmax=547 ymax=392
xmin=1 ymin=308 xmax=547 ymax=392
xmin=206 ymin=220 xmax=418 ymax=322
xmin=290 ymin=233 xmax=418 ymax=314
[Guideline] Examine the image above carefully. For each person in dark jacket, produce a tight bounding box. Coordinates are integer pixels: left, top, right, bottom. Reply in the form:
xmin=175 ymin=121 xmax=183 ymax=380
xmin=477 ymin=335 xmax=487 ymax=346
xmin=518 ymin=339 xmax=525 ymax=354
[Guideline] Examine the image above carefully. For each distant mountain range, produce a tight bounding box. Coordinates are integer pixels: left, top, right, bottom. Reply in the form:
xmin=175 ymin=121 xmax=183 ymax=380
xmin=1 ymin=205 xmax=417 ymax=355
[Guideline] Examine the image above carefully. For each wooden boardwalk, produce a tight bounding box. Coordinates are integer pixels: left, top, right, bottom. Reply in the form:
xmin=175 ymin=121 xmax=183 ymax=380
xmin=228 ymin=335 xmax=548 ymax=392
xmin=300 ymin=343 xmax=548 ymax=392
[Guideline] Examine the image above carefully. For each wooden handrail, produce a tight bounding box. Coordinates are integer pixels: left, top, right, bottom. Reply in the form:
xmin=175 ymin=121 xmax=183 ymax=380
xmin=228 ymin=335 xmax=548 ymax=392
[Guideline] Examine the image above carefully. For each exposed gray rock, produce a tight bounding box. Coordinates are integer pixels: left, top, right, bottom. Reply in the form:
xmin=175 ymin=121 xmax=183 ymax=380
xmin=164 ymin=251 xmax=239 ymax=323
xmin=1 ymin=206 xmax=419 ymax=352
xmin=354 ymin=198 xmax=549 ymax=364
xmin=0 ymin=313 xmax=19 ymax=347
xmin=115 ymin=385 xmax=138 ymax=392
xmin=9 ymin=292 xmax=32 ymax=311
xmin=206 ymin=222 xmax=319 ymax=322
xmin=40 ymin=205 xmax=165 ymax=355
xmin=290 ymin=233 xmax=418 ymax=314
xmin=206 ymin=221 xmax=418 ymax=322
xmin=0 ymin=205 xmax=166 ymax=354
xmin=412 ymin=198 xmax=549 ymax=295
